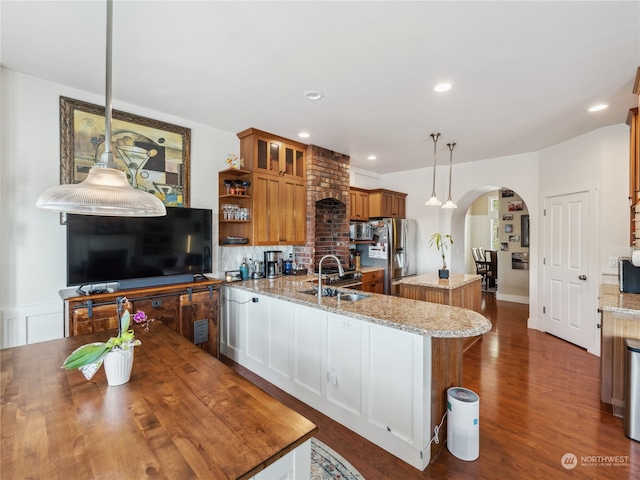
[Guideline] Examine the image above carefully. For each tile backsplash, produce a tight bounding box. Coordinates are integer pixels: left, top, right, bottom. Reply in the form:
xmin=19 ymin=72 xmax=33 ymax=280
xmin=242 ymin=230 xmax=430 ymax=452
xmin=219 ymin=246 xmax=294 ymax=272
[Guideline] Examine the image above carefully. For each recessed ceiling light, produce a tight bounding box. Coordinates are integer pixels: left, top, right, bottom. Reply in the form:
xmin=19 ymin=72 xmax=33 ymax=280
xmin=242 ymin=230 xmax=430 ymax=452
xmin=434 ymin=83 xmax=452 ymax=93
xmin=304 ymin=90 xmax=324 ymax=101
xmin=588 ymin=104 xmax=608 ymax=112
xmin=367 ymin=155 xmax=377 ymax=161
xmin=298 ymin=132 xmax=310 ymax=138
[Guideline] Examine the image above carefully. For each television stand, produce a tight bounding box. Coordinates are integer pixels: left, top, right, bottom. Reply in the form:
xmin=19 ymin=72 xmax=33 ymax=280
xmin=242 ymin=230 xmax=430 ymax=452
xmin=60 ymin=279 xmax=223 ymax=358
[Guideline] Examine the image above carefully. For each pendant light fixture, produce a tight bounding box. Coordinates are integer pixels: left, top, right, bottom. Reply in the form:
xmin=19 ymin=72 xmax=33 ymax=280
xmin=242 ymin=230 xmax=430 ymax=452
xmin=425 ymin=132 xmax=442 ymax=206
xmin=36 ymin=0 xmax=166 ymax=217
xmin=442 ymin=142 xmax=458 ymax=209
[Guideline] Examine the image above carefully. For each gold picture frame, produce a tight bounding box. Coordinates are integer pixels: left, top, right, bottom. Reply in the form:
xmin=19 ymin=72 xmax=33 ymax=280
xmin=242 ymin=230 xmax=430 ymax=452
xmin=60 ymin=96 xmax=191 ymax=208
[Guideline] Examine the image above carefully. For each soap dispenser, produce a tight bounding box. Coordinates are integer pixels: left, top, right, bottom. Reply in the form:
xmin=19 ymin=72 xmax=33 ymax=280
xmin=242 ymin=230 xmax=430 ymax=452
xmin=239 ymin=258 xmax=250 ymax=280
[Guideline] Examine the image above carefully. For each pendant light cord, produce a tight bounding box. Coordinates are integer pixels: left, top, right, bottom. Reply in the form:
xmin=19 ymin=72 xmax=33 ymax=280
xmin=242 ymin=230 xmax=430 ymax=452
xmin=99 ymin=0 xmax=117 ymax=169
xmin=447 ymin=142 xmax=456 ymax=198
xmin=430 ymin=133 xmax=440 ymax=197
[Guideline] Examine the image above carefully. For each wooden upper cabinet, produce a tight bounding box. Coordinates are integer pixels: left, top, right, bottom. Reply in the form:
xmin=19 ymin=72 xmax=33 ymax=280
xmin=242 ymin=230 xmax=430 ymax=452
xmin=236 ymin=128 xmax=307 ymax=246
xmin=237 ymin=128 xmax=307 ymax=180
xmin=628 ymin=67 xmax=640 ymax=246
xmin=253 ymin=173 xmax=281 ymax=245
xmin=349 ymin=187 xmax=369 ymax=221
xmin=253 ymin=173 xmax=306 ymax=245
xmin=280 ymin=177 xmax=306 ymax=244
xmin=368 ymin=189 xmax=407 ymax=219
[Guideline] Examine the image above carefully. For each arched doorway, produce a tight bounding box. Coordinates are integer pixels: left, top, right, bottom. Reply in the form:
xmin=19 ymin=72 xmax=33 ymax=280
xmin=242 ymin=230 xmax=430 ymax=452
xmin=451 ymin=186 xmax=531 ymax=305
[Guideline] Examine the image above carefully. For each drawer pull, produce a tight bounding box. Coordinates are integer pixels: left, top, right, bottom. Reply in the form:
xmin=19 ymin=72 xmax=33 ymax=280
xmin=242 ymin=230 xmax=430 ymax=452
xmin=152 ymin=300 xmax=162 ymax=308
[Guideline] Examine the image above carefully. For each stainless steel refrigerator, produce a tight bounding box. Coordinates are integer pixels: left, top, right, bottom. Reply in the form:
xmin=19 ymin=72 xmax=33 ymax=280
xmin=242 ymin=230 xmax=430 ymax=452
xmin=356 ymin=218 xmax=417 ymax=295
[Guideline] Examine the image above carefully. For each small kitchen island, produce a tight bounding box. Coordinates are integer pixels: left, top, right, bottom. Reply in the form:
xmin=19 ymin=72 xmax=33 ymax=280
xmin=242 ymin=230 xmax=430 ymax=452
xmin=399 ymin=273 xmax=483 ymax=352
xmin=221 ymin=276 xmax=491 ymax=470
xmin=398 ymin=273 xmax=482 ymax=311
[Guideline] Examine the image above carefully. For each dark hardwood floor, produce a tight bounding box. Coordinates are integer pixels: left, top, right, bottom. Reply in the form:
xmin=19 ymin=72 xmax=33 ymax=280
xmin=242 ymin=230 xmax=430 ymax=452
xmin=221 ymin=293 xmax=640 ymax=479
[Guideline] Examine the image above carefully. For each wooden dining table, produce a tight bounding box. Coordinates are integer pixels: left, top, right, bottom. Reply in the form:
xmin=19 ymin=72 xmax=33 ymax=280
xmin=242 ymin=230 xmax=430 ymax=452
xmin=1 ymin=322 xmax=317 ymax=479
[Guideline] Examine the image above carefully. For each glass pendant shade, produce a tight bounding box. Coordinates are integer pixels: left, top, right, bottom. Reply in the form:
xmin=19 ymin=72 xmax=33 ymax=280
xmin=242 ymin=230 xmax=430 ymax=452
xmin=36 ymin=159 xmax=167 ymax=217
xmin=425 ymin=195 xmax=442 ymax=206
xmin=35 ymin=0 xmax=166 ymax=218
xmin=425 ymin=132 xmax=442 ymax=206
xmin=442 ymin=198 xmax=458 ymax=209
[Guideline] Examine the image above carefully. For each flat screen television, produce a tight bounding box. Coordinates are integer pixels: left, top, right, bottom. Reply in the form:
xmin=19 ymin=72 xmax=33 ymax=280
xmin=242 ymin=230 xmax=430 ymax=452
xmin=66 ymin=207 xmax=212 ymax=287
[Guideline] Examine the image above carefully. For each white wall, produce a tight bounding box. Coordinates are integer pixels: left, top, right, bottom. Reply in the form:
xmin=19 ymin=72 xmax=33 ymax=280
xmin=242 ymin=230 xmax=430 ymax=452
xmin=1 ymin=70 xmax=631 ymax=350
xmin=538 ymin=124 xmax=629 ymax=354
xmin=357 ymin=127 xmax=629 ymax=345
xmin=0 ymin=69 xmax=238 ymax=347
xmin=539 ymin=124 xmax=629 ymax=272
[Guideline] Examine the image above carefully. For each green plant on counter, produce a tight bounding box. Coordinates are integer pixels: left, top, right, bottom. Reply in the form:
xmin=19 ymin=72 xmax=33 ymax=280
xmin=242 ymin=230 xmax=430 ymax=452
xmin=429 ymin=232 xmax=453 ymax=270
xmin=61 ymin=297 xmax=153 ymax=380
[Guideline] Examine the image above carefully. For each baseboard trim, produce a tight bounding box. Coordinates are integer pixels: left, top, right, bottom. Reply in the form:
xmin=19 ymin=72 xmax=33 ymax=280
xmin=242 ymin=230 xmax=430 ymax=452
xmin=495 ymin=293 xmax=529 ymax=304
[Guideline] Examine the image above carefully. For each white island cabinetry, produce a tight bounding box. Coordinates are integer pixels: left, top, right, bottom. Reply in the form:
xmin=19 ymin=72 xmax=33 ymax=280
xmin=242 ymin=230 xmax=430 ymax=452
xmin=221 ymin=287 xmax=432 ymax=470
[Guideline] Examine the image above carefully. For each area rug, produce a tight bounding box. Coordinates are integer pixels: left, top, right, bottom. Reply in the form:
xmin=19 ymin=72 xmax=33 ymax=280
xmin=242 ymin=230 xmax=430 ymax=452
xmin=310 ymin=438 xmax=365 ymax=480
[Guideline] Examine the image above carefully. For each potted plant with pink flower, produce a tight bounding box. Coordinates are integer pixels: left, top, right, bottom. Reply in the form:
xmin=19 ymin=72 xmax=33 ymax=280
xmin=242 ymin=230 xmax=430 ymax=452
xmin=61 ymin=297 xmax=153 ymax=386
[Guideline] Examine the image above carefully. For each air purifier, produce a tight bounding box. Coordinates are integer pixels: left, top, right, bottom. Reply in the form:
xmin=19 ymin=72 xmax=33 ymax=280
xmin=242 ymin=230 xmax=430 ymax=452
xmin=447 ymin=387 xmax=480 ymax=461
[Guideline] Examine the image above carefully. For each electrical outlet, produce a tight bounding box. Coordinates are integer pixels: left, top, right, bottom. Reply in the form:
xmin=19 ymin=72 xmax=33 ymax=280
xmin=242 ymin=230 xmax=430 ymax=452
xmin=328 ymin=367 xmax=338 ymax=386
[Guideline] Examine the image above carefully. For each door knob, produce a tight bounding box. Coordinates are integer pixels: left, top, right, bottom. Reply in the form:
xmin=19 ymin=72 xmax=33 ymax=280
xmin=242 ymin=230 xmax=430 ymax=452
xmin=578 ymin=275 xmax=587 ymax=280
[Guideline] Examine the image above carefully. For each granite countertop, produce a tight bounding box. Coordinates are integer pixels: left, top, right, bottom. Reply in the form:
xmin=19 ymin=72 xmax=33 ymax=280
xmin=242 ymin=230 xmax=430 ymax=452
xmin=225 ymin=276 xmax=491 ymax=338
xmin=600 ymin=284 xmax=640 ymax=315
xmin=358 ymin=265 xmax=385 ymax=274
xmin=399 ymin=273 xmax=482 ymax=289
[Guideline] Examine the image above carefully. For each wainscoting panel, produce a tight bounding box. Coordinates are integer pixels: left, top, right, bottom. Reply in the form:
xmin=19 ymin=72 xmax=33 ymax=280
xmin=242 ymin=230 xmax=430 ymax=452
xmin=1 ymin=302 xmax=63 ymax=348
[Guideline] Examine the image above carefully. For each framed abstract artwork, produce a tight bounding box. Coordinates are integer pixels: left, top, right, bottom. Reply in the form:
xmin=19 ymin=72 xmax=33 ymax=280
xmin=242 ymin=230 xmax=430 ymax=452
xmin=59 ymin=96 xmax=191 ymax=208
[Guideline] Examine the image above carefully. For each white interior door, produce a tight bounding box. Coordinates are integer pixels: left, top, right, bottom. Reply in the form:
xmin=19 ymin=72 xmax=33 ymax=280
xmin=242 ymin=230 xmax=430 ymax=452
xmin=542 ymin=190 xmax=592 ymax=349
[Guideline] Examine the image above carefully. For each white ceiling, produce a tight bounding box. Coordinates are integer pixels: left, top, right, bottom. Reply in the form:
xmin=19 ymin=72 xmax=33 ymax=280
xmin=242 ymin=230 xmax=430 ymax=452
xmin=2 ymin=1 xmax=639 ymax=174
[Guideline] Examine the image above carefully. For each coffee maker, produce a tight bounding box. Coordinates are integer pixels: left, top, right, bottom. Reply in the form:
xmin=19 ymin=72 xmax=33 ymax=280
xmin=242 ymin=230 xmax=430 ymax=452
xmin=264 ymin=250 xmax=283 ymax=278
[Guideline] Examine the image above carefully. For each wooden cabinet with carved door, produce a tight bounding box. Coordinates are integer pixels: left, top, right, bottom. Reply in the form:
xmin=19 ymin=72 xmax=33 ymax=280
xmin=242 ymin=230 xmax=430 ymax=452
xmin=349 ymin=187 xmax=369 ymax=221
xmin=180 ymin=288 xmax=219 ymax=358
xmin=62 ymin=280 xmax=222 ymax=357
xmin=68 ymin=303 xmax=120 ymax=336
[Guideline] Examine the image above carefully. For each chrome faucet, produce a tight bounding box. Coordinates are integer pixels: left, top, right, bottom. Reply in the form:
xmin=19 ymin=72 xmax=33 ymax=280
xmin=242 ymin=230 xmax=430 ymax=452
xmin=317 ymin=254 xmax=344 ymax=298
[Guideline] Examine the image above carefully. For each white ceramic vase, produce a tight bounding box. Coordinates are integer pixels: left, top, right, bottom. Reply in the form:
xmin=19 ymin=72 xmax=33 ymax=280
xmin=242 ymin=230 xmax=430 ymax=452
xmin=103 ymin=347 xmax=134 ymax=386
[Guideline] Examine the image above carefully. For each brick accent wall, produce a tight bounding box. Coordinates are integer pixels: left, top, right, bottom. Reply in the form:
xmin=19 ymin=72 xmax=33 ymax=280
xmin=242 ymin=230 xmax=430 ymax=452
xmin=293 ymin=145 xmax=350 ymax=271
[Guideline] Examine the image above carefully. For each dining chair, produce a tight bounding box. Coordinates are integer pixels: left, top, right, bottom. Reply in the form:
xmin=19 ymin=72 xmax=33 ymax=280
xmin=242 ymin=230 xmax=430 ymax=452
xmin=472 ymin=248 xmax=489 ymax=286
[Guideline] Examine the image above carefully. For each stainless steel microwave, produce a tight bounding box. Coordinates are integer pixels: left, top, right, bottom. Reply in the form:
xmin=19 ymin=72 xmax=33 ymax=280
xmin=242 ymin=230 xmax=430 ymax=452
xmin=350 ymin=222 xmax=373 ymax=241
xmin=620 ymin=257 xmax=640 ymax=294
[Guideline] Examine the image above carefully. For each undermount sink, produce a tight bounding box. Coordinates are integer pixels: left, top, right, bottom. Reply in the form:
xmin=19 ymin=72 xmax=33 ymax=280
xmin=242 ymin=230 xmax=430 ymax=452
xmin=337 ymin=293 xmax=370 ymax=302
xmin=298 ymin=288 xmax=371 ymax=301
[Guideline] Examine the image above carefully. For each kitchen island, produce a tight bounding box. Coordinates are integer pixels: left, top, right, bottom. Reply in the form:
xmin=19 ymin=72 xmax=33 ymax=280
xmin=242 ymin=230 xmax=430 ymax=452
xmin=1 ymin=322 xmax=317 ymax=480
xmin=398 ymin=273 xmax=482 ymax=311
xmin=399 ymin=273 xmax=483 ymax=352
xmin=221 ymin=276 xmax=491 ymax=470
